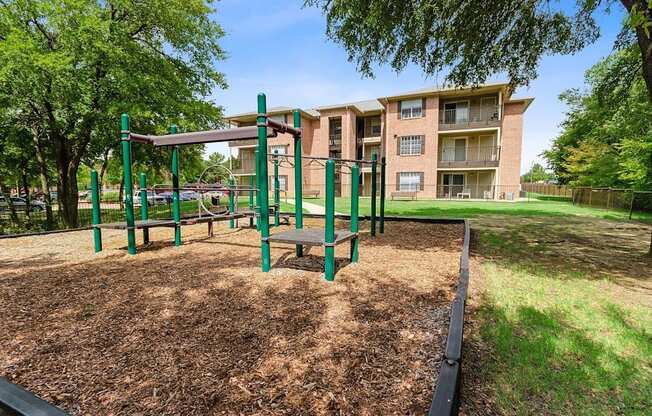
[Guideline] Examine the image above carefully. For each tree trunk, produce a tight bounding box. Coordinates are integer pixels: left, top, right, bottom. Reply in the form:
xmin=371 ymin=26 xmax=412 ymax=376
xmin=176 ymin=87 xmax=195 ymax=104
xmin=57 ymin=166 xmax=80 ymax=228
xmin=0 ymin=180 xmax=20 ymax=224
xmin=32 ymin=132 xmax=55 ymax=229
xmin=21 ymin=170 xmax=30 ymax=219
xmin=621 ymin=0 xmax=652 ymax=255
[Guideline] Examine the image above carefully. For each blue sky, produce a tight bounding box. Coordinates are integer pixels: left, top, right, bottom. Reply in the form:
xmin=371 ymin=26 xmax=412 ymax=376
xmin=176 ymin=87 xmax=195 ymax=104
xmin=206 ymin=0 xmax=626 ymax=174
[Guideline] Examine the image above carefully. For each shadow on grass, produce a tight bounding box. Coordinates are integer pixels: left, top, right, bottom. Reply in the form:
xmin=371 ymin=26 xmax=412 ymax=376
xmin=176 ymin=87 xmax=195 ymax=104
xmin=469 ymin=296 xmax=652 ymax=415
xmin=472 ymin=215 xmax=652 ymax=298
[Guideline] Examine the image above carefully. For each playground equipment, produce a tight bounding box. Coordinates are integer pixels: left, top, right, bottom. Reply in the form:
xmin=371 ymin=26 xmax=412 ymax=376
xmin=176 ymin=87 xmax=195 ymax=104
xmin=90 ymin=93 xmax=386 ymax=281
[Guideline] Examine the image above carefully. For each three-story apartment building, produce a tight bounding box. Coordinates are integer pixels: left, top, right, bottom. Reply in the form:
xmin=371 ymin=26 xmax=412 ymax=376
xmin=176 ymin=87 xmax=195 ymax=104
xmin=226 ymin=83 xmax=532 ymax=200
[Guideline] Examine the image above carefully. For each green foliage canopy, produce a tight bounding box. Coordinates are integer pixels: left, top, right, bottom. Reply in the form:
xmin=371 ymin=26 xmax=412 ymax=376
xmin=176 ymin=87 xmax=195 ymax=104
xmin=544 ymin=46 xmax=652 ymax=190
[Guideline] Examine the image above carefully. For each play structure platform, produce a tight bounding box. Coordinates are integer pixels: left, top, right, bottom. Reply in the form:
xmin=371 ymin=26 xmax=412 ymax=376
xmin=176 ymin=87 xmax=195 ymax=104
xmin=95 ymin=219 xmax=176 ymax=230
xmin=268 ymin=228 xmax=357 ymax=247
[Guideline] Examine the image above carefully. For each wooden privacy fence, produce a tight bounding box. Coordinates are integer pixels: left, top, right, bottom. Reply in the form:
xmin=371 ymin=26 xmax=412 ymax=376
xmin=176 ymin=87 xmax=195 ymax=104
xmin=522 ymin=183 xmax=652 ymax=219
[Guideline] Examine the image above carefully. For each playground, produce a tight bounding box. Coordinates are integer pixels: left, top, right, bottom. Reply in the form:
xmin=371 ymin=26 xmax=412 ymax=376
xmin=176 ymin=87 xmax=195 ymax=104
xmin=0 ymin=219 xmax=463 ymax=414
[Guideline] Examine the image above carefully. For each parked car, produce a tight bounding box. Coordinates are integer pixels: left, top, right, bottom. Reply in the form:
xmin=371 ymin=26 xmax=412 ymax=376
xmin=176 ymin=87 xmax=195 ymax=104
xmin=132 ymin=190 xmax=168 ymax=206
xmin=180 ymin=190 xmax=200 ymax=201
xmin=0 ymin=196 xmax=47 ymax=212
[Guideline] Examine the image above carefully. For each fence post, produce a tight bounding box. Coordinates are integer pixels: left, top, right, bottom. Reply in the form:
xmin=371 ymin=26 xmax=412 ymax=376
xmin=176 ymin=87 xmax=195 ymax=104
xmin=91 ymin=170 xmax=102 ymax=252
xmin=293 ymin=109 xmax=304 ymax=257
xmin=257 ymin=93 xmax=271 ymax=272
xmin=380 ymin=156 xmax=386 ymax=234
xmin=171 ymin=125 xmax=181 ymax=247
xmin=325 ymin=159 xmax=335 ymax=281
xmin=350 ymin=163 xmax=359 ymax=262
xmin=229 ymin=177 xmax=235 ymax=229
xmin=121 ymin=113 xmax=137 ymax=255
xmin=249 ymin=175 xmax=254 ymax=228
xmin=273 ymin=150 xmax=280 ymax=227
xmin=139 ymin=172 xmax=149 ymax=244
xmin=370 ymin=153 xmax=377 ymax=237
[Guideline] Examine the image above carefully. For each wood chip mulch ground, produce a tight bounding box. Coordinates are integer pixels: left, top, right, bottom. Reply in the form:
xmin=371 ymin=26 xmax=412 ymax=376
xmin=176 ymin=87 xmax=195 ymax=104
xmin=0 ymin=219 xmax=463 ymax=415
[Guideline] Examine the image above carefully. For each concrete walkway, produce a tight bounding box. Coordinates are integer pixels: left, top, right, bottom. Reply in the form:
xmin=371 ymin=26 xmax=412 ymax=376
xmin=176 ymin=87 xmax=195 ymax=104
xmin=284 ymin=198 xmax=345 ymax=216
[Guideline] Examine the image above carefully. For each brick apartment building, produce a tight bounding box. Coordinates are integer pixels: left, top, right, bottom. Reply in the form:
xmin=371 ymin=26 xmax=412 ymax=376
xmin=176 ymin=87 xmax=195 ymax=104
xmin=226 ymin=83 xmax=532 ymax=200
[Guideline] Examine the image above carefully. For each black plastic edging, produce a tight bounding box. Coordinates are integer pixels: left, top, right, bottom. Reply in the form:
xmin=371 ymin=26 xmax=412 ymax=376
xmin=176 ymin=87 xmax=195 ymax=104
xmin=428 ymin=219 xmax=471 ymax=416
xmin=0 ymin=226 xmax=92 ymax=240
xmin=0 ymin=378 xmax=68 ymax=416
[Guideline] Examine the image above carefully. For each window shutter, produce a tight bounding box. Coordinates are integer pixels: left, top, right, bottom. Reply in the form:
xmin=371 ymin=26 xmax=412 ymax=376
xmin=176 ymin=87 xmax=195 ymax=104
xmin=396 ymin=136 xmax=401 ymax=155
xmin=422 ymin=98 xmax=427 ymax=117
xmin=421 ymin=136 xmax=425 ymax=154
xmin=397 ymin=101 xmax=402 ymax=119
xmin=396 ymin=173 xmax=400 ymax=191
xmin=419 ymin=172 xmax=424 ymax=190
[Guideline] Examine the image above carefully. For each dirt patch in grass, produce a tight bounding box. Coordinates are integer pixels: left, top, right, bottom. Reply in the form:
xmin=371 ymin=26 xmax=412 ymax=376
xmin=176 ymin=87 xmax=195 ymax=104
xmin=0 ymin=219 xmax=462 ymax=415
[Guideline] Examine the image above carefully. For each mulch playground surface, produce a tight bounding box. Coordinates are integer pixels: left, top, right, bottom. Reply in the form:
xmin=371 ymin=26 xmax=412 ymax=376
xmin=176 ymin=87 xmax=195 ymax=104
xmin=0 ymin=219 xmax=463 ymax=415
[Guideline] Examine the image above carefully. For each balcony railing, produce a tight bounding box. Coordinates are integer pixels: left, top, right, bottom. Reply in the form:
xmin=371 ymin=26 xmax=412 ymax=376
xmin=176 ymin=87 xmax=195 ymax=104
xmin=438 ymin=145 xmax=500 ymax=168
xmin=436 ymin=184 xmax=518 ymax=200
xmin=232 ymin=153 xmax=256 ymax=175
xmin=439 ymin=105 xmax=500 ymax=130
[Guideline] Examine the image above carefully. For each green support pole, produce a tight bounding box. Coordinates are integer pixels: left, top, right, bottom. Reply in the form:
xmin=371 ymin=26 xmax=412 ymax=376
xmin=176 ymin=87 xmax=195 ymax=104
xmin=350 ymin=164 xmax=359 ymax=262
xmin=325 ymin=159 xmax=336 ymax=281
xmin=257 ymin=94 xmax=271 ymax=271
xmin=273 ymin=150 xmax=280 ymax=227
xmin=139 ymin=173 xmax=150 ymax=244
xmin=171 ymin=125 xmax=181 ymax=247
xmin=248 ymin=175 xmax=254 ymax=228
xmin=91 ymin=169 xmax=102 ymax=252
xmin=293 ymin=109 xmax=304 ymax=257
xmin=380 ymin=156 xmax=386 ymax=234
xmin=255 ymin=149 xmax=261 ymax=231
xmin=370 ymin=153 xmax=377 ymax=237
xmin=121 ymin=113 xmax=137 ymax=255
xmin=229 ymin=177 xmax=235 ymax=229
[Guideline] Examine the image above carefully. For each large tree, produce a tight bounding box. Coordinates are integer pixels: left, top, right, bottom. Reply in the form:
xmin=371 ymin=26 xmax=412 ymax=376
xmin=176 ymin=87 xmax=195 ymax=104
xmin=0 ymin=0 xmax=226 ymax=227
xmin=308 ymin=0 xmax=652 ymax=254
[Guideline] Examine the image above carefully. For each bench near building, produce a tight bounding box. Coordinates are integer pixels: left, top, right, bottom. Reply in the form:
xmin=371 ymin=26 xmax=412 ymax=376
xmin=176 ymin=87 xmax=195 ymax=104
xmin=227 ymin=83 xmax=532 ymax=201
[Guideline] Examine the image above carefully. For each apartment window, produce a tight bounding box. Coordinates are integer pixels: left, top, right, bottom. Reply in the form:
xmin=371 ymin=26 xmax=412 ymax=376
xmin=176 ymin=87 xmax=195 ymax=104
xmin=400 ymin=99 xmax=422 ymax=119
xmin=269 ymin=114 xmax=287 ymax=124
xmin=443 ymin=101 xmax=469 ymax=124
xmin=399 ymin=135 xmax=424 ymax=155
xmin=270 ymin=145 xmax=287 ymax=155
xmin=369 ymin=118 xmax=380 ymax=137
xmin=270 ymin=175 xmax=288 ymax=191
xmin=398 ymin=172 xmax=423 ymax=191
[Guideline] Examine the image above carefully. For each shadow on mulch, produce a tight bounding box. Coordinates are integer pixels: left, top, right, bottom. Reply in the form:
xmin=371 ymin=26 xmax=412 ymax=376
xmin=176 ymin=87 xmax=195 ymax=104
xmin=0 ymin=221 xmax=462 ymax=415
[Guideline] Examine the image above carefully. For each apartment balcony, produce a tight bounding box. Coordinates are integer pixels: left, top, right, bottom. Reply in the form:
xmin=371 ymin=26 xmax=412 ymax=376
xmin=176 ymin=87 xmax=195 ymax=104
xmin=438 ymin=145 xmax=500 ymax=168
xmin=438 ymin=105 xmax=500 ymax=130
xmin=231 ymin=153 xmax=256 ymax=175
xmin=436 ymin=184 xmax=518 ymax=200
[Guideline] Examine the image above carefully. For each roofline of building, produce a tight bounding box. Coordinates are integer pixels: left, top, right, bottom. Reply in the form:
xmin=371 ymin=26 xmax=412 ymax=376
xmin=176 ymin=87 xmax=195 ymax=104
xmin=506 ymin=97 xmax=534 ymax=112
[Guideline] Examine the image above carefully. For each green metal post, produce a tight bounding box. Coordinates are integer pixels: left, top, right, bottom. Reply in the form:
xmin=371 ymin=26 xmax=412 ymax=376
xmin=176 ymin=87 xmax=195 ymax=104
xmin=248 ymin=175 xmax=254 ymax=228
xmin=257 ymin=94 xmax=271 ymax=271
xmin=293 ymin=109 xmax=304 ymax=257
xmin=255 ymin=149 xmax=261 ymax=231
xmin=139 ymin=173 xmax=149 ymax=244
xmin=350 ymin=164 xmax=359 ymax=262
xmin=273 ymin=150 xmax=280 ymax=227
xmin=229 ymin=177 xmax=235 ymax=229
xmin=370 ymin=153 xmax=377 ymax=237
xmin=325 ymin=159 xmax=336 ymax=281
xmin=171 ymin=125 xmax=181 ymax=247
xmin=121 ymin=113 xmax=137 ymax=255
xmin=380 ymin=156 xmax=386 ymax=234
xmin=91 ymin=169 xmax=102 ymax=252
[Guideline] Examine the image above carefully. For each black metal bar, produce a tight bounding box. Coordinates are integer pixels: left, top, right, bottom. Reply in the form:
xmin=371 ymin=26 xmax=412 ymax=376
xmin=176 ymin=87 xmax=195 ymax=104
xmin=0 ymin=378 xmax=69 ymax=416
xmin=428 ymin=360 xmax=460 ymax=416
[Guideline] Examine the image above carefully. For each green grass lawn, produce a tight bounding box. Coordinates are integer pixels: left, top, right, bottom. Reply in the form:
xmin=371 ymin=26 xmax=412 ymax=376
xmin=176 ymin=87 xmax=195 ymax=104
xmin=309 ymin=197 xmax=652 ymax=224
xmin=463 ymin=214 xmax=652 ymax=415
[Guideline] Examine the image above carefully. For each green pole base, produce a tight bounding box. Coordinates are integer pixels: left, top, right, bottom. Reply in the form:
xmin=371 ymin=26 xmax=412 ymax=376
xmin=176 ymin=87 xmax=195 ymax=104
xmin=93 ymin=228 xmax=103 ymax=253
xmin=261 ymin=241 xmax=271 ymax=272
xmin=175 ymin=225 xmax=181 ymax=247
xmin=350 ymin=238 xmax=358 ymax=263
xmin=324 ymin=246 xmax=335 ymax=281
xmin=127 ymin=230 xmax=137 ymax=255
xmin=296 ymin=244 xmax=303 ymax=258
xmin=143 ymin=229 xmax=149 ymax=245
